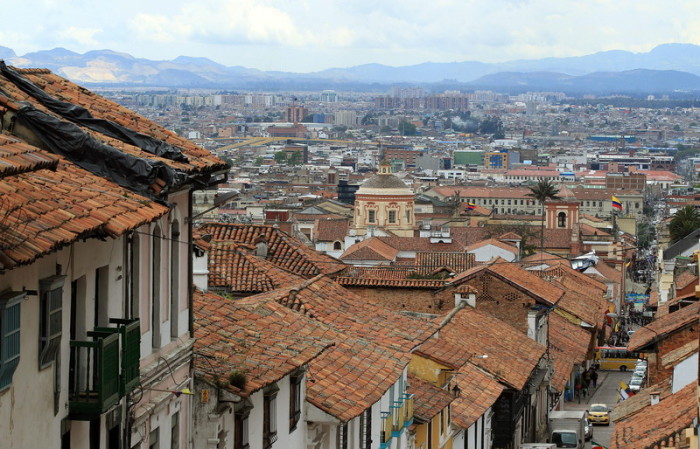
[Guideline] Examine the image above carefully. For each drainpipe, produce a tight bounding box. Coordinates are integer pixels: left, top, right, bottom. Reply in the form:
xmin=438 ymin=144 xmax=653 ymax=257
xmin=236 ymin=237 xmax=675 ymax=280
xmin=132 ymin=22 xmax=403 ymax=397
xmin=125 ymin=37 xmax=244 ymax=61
xmin=188 ymin=187 xmax=194 ymax=338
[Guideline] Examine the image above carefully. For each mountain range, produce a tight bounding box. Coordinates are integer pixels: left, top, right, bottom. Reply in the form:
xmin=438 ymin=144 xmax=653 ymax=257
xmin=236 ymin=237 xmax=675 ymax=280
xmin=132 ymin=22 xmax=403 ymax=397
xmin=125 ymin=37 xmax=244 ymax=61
xmin=3 ymin=43 xmax=700 ymax=94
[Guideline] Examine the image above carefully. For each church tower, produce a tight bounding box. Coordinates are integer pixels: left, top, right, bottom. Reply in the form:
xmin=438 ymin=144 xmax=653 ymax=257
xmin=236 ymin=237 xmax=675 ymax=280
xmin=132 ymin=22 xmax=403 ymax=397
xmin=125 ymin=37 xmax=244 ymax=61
xmin=352 ymin=161 xmax=415 ymax=237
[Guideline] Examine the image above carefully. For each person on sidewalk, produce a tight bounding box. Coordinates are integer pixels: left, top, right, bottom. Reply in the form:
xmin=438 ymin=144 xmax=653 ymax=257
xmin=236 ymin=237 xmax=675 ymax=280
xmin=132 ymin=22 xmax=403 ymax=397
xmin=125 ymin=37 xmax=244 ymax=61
xmin=591 ymin=368 xmax=599 ymax=388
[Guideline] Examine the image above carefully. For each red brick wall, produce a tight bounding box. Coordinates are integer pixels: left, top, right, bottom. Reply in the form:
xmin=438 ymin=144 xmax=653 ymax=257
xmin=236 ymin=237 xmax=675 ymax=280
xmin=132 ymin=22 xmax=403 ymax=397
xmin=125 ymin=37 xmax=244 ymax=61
xmin=453 ymin=273 xmax=535 ymax=334
xmin=346 ymin=274 xmax=539 ymax=335
xmin=344 ymin=286 xmax=442 ymax=313
xmin=648 ymin=323 xmax=699 ymax=386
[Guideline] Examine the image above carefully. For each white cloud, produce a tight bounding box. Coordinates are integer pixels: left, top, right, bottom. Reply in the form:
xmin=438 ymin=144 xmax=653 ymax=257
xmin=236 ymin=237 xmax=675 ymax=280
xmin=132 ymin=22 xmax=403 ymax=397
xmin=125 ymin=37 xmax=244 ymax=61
xmin=57 ymin=27 xmax=101 ymax=47
xmin=3 ymin=0 xmax=700 ymax=71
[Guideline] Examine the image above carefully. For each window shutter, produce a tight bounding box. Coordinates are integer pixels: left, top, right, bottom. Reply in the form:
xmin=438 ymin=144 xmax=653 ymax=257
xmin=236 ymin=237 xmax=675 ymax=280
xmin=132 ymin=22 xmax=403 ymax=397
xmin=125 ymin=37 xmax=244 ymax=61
xmin=0 ymin=292 xmax=24 ymax=390
xmin=101 ymin=333 xmax=121 ymax=410
xmin=120 ymin=319 xmax=141 ymax=395
xmin=39 ymin=276 xmax=65 ymax=368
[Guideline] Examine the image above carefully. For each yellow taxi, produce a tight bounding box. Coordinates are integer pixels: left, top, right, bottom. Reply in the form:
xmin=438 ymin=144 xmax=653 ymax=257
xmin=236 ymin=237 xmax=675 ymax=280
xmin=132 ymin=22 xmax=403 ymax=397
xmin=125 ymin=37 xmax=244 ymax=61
xmin=587 ymin=404 xmax=611 ymax=426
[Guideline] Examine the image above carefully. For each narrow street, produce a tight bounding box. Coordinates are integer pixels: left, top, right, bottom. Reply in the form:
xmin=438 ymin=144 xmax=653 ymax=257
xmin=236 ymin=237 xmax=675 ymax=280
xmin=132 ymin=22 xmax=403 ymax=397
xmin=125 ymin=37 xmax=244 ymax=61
xmin=561 ymin=370 xmax=630 ymax=448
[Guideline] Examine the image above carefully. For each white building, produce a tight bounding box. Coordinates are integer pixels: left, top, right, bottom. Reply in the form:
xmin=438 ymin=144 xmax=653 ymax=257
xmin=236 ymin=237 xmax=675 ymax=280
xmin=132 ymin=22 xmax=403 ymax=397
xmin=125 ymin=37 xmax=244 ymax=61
xmin=0 ymin=65 xmax=226 ymax=449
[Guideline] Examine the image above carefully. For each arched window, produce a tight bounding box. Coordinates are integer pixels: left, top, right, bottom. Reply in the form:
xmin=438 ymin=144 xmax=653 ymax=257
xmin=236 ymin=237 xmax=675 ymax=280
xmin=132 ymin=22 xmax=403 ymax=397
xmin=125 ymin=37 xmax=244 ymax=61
xmin=557 ymin=212 xmax=567 ymax=228
xmin=170 ymin=220 xmax=180 ymax=339
xmin=333 ymin=241 xmax=342 ymax=250
xmin=152 ymin=225 xmax=162 ymax=349
xmin=129 ymin=232 xmax=140 ymax=319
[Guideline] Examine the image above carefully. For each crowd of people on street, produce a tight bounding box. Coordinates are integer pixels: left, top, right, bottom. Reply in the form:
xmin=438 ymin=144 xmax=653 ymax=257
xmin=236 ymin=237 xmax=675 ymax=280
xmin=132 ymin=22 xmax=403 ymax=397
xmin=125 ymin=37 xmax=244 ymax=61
xmin=574 ymin=365 xmax=600 ymax=402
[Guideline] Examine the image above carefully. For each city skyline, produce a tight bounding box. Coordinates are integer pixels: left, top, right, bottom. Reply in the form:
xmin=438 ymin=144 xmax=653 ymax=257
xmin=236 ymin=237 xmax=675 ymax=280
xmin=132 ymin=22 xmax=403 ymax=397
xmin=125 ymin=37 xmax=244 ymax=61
xmin=4 ymin=0 xmax=700 ymax=72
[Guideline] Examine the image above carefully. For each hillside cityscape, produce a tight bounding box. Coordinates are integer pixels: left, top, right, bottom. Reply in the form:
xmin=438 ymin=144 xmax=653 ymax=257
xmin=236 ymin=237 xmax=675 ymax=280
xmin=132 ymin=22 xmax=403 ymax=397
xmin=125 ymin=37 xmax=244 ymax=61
xmin=1 ymin=32 xmax=700 ymax=449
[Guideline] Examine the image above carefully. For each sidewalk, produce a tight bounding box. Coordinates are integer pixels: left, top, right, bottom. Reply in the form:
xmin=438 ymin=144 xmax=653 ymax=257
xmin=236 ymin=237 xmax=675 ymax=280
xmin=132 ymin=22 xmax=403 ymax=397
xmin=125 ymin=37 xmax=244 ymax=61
xmin=566 ymin=371 xmax=609 ymax=407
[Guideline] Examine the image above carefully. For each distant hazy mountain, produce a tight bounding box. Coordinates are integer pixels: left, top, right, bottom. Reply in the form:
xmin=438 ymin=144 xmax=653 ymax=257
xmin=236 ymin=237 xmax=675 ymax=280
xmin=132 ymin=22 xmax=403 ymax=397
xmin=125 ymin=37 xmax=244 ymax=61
xmin=3 ymin=44 xmax=700 ymax=93
xmin=0 ymin=46 xmax=15 ymax=60
xmin=467 ymin=69 xmax=700 ymax=94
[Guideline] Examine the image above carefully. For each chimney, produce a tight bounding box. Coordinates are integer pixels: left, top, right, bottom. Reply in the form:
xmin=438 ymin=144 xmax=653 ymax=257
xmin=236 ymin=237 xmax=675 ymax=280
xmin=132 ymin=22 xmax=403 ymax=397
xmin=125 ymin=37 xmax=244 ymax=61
xmin=650 ymin=391 xmax=660 ymax=406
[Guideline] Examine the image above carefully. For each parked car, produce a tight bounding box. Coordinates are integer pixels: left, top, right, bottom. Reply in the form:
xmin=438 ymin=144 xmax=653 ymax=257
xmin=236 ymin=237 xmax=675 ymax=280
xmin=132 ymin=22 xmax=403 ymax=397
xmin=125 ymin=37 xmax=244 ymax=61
xmin=629 ymin=377 xmax=644 ymax=392
xmin=587 ymin=404 xmax=611 ymax=426
xmin=584 ymin=417 xmax=593 ymax=440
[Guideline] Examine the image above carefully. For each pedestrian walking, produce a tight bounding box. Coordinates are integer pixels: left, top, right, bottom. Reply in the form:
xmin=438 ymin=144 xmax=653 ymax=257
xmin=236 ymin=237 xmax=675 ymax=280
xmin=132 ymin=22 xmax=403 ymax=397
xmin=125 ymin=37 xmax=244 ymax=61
xmin=591 ymin=369 xmax=598 ymax=388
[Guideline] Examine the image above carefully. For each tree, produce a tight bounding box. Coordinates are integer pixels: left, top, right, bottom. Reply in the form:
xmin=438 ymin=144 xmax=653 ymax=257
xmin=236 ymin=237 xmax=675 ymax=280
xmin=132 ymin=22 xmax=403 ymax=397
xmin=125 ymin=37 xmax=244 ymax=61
xmin=274 ymin=151 xmax=288 ymax=164
xmin=670 ymin=205 xmax=700 ymax=243
xmin=288 ymin=151 xmax=302 ymax=166
xmin=479 ymin=115 xmax=504 ymax=138
xmin=526 ymin=179 xmax=561 ymax=253
xmin=253 ymin=156 xmax=264 ymax=166
xmin=398 ymin=121 xmax=417 ymax=136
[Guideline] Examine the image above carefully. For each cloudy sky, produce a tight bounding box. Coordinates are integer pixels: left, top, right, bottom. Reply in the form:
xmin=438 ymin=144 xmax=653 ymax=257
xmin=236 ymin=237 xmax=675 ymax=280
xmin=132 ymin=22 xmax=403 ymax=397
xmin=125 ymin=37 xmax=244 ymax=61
xmin=3 ymin=0 xmax=700 ymax=72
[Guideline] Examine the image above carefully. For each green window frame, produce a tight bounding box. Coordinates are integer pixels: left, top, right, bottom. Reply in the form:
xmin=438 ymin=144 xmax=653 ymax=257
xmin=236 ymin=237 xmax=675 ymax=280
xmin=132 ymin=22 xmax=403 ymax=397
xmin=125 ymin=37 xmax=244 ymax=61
xmin=0 ymin=291 xmax=24 ymax=390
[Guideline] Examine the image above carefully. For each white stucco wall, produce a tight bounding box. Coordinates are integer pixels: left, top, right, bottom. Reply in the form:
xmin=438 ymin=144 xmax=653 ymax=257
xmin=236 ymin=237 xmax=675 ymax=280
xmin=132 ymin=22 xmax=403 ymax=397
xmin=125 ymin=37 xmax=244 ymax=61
xmin=0 ymin=234 xmax=128 ymax=449
xmin=468 ymin=244 xmax=517 ymax=263
xmin=672 ymin=352 xmax=699 ymax=394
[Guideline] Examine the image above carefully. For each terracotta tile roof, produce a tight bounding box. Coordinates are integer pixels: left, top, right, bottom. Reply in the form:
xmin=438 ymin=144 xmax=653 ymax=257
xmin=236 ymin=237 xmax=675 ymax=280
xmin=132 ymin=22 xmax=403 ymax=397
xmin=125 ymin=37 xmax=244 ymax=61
xmin=407 ymin=375 xmax=455 ymax=422
xmin=611 ymin=378 xmax=673 ymax=423
xmin=416 ymin=307 xmax=546 ymax=390
xmin=12 ymin=68 xmax=226 ymax=176
xmin=549 ymin=313 xmax=593 ymax=392
xmin=499 ymin=232 xmax=522 ymax=240
xmin=449 ymin=262 xmax=564 ymax=306
xmin=293 ymin=213 xmax=346 ymax=222
xmin=193 ymin=289 xmax=334 ymax=397
xmin=587 ymin=261 xmax=623 ymax=284
xmin=340 ymin=238 xmax=399 ymax=261
xmin=661 ymin=338 xmax=699 ymax=368
xmin=520 ymin=251 xmax=566 ymax=267
xmin=0 ymin=154 xmax=168 ymax=270
xmin=450 ymin=362 xmax=505 ymax=428
xmin=0 ymin=134 xmax=58 ymax=176
xmin=628 ymin=302 xmax=700 ymax=351
xmin=579 ymin=223 xmax=611 ymax=237
xmin=610 ymin=383 xmax=697 ymax=449
xmin=380 ymin=234 xmax=467 ymax=252
xmin=0 ymin=65 xmax=227 ymax=200
xmin=237 ymin=275 xmax=438 ymax=353
xmin=314 ymin=218 xmax=350 ymax=242
xmin=200 ymin=223 xmax=345 ymax=276
xmin=459 ymin=203 xmax=492 ymax=216
xmin=542 ymin=228 xmax=573 ymax=249
xmin=307 ymin=336 xmax=410 ymax=422
xmin=343 ymin=266 xmax=415 ymax=280
xmin=489 ymin=262 xmax=565 ymax=304
xmin=336 ymin=277 xmax=446 ymax=288
xmin=580 ymin=214 xmax=604 ymax=222
xmin=415 ymin=251 xmax=475 ymax=274
xmin=667 ymin=291 xmax=699 ymax=309
xmin=207 ymin=241 xmax=306 ymax=293
xmin=432 ymin=186 xmax=534 ymax=199
xmin=447 ymin=226 xmax=492 ymax=248
xmin=675 ymin=270 xmax=698 ymax=291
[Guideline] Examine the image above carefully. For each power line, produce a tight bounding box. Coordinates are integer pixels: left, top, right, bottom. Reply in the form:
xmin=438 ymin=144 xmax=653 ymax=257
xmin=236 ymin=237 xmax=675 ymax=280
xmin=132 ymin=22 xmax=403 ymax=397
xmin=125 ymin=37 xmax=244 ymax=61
xmin=130 ymin=228 xmax=639 ymax=272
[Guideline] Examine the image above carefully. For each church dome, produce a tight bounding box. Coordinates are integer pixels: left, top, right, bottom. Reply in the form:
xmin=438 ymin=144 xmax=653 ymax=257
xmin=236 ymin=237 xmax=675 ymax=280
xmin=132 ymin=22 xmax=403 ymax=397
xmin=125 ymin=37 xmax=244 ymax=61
xmin=361 ymin=173 xmax=409 ymax=189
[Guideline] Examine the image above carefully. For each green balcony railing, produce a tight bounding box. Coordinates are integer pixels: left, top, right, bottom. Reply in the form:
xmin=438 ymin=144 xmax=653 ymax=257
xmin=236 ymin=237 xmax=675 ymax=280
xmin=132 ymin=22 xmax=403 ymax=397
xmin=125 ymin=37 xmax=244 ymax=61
xmin=68 ymin=319 xmax=141 ymax=419
xmin=111 ymin=318 xmax=141 ymax=395
xmin=68 ymin=332 xmax=120 ymax=419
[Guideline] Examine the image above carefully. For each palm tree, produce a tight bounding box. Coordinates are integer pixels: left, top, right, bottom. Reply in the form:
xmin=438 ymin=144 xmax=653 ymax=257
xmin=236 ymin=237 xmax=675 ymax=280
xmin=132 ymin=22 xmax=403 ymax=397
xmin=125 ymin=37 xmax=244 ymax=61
xmin=527 ymin=179 xmax=561 ymax=254
xmin=670 ymin=205 xmax=700 ymax=243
